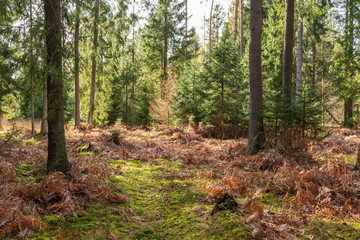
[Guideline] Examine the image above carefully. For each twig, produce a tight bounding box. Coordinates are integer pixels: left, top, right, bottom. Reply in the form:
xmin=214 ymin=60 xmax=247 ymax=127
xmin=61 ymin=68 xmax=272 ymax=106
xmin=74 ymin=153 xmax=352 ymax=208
xmin=326 ymin=109 xmax=341 ymax=126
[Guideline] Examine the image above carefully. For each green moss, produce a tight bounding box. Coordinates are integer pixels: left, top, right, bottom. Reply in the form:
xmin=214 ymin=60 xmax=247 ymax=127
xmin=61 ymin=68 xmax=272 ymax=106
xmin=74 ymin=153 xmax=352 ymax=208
xmin=258 ymin=192 xmax=285 ymax=214
xmin=30 ymin=159 xmax=253 ymax=240
xmin=20 ymin=158 xmax=360 ymax=240
xmin=33 ymin=134 xmax=43 ymax=141
xmin=77 ymin=143 xmax=98 ymax=155
xmin=43 ymin=214 xmax=64 ymax=225
xmin=344 ymin=155 xmax=357 ymax=164
xmin=302 ymin=219 xmax=360 ymax=240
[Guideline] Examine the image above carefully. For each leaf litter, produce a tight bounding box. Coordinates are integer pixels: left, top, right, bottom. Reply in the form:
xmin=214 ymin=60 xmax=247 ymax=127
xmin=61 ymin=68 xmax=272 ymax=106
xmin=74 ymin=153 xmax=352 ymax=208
xmin=0 ymin=126 xmax=360 ymax=238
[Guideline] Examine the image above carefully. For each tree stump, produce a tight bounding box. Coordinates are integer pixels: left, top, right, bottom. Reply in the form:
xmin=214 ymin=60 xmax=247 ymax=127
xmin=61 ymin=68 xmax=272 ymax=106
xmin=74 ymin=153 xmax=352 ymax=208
xmin=211 ymin=193 xmax=238 ymax=216
xmin=109 ymin=133 xmax=120 ymax=145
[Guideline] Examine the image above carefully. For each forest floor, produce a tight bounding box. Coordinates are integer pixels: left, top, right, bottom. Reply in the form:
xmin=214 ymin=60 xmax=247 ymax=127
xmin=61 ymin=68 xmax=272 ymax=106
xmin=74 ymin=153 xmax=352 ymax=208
xmin=1 ymin=125 xmax=360 ymax=239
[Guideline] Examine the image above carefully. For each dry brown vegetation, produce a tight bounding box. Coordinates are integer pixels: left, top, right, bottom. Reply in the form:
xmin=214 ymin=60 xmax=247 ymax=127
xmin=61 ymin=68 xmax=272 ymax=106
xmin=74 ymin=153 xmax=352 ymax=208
xmin=0 ymin=125 xmax=360 ymax=238
xmin=0 ymin=118 xmax=42 ymax=133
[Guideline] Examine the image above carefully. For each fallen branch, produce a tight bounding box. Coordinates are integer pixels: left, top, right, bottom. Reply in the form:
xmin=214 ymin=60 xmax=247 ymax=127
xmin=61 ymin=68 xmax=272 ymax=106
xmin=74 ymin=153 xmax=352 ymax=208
xmin=326 ymin=109 xmax=341 ymax=126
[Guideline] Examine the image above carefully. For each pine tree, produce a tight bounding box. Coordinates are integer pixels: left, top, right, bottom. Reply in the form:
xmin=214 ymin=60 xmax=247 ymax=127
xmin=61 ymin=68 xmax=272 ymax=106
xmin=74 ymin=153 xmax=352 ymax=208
xmin=247 ymin=0 xmax=264 ymax=153
xmin=281 ymin=0 xmax=295 ymax=130
xmin=88 ymin=0 xmax=100 ymax=129
xmin=45 ymin=0 xmax=70 ymax=174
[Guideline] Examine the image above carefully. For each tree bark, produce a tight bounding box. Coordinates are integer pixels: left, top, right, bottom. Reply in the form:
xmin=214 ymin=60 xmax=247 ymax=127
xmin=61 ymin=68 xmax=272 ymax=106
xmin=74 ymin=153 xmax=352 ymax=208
xmin=233 ymin=0 xmax=239 ymax=41
xmin=247 ymin=0 xmax=263 ymax=154
xmin=74 ymin=0 xmax=80 ymax=128
xmin=296 ymin=19 xmax=303 ymax=102
xmin=164 ymin=0 xmax=168 ymax=78
xmin=88 ymin=0 xmax=100 ymax=129
xmin=240 ymin=0 xmax=244 ymax=55
xmin=344 ymin=0 xmax=353 ymax=124
xmin=40 ymin=76 xmax=48 ymax=134
xmin=0 ymin=102 xmax=3 ymax=132
xmin=322 ymin=41 xmax=325 ymax=125
xmin=185 ymin=0 xmax=188 ymax=39
xmin=131 ymin=0 xmax=136 ymax=103
xmin=209 ymin=0 xmax=214 ymax=56
xmin=282 ymin=0 xmax=295 ymax=128
xmin=161 ymin=0 xmax=168 ymax=99
xmin=30 ymin=0 xmax=35 ymax=136
xmin=312 ymin=42 xmax=316 ymax=87
xmin=45 ymin=0 xmax=70 ymax=174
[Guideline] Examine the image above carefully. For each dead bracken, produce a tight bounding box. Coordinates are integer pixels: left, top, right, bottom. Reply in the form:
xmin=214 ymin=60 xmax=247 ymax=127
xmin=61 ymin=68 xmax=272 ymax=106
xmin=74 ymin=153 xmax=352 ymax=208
xmin=0 ymin=126 xmax=360 ymax=239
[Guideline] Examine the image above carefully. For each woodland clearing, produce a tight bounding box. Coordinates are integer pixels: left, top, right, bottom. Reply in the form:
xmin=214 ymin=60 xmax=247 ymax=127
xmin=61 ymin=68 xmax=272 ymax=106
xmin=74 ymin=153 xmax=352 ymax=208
xmin=1 ymin=126 xmax=360 ymax=239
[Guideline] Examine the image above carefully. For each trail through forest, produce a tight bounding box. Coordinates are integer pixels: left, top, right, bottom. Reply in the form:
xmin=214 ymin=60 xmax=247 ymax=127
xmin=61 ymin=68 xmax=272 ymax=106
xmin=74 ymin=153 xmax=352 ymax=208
xmin=1 ymin=126 xmax=360 ymax=239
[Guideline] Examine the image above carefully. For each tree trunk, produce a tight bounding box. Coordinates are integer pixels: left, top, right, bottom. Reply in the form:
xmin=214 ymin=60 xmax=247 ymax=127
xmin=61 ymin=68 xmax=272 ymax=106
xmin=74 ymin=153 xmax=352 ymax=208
xmin=209 ymin=0 xmax=214 ymax=56
xmin=74 ymin=0 xmax=80 ymax=128
xmin=344 ymin=0 xmax=353 ymax=124
xmin=162 ymin=0 xmax=168 ymax=99
xmin=45 ymin=0 xmax=70 ymax=174
xmin=0 ymin=102 xmax=3 ymax=132
xmin=221 ymin=79 xmax=224 ymax=124
xmin=240 ymin=0 xmax=244 ymax=55
xmin=296 ymin=19 xmax=303 ymax=102
xmin=322 ymin=41 xmax=325 ymax=125
xmin=282 ymin=0 xmax=295 ymax=129
xmin=125 ymin=81 xmax=128 ymax=126
xmin=247 ymin=0 xmax=263 ymax=154
xmin=185 ymin=0 xmax=188 ymax=39
xmin=30 ymin=0 xmax=35 ymax=136
xmin=40 ymin=76 xmax=48 ymax=134
xmin=312 ymin=42 xmax=316 ymax=87
xmin=164 ymin=4 xmax=168 ymax=79
xmin=131 ymin=0 xmax=136 ymax=104
xmin=233 ymin=0 xmax=239 ymax=41
xmin=88 ymin=0 xmax=100 ymax=129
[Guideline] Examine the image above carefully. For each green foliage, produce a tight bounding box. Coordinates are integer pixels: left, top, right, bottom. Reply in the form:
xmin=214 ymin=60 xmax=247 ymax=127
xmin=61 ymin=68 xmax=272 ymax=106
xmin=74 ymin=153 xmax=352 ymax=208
xmin=0 ymin=0 xmax=354 ymax=132
xmin=0 ymin=44 xmax=16 ymax=102
xmin=172 ymin=59 xmax=206 ymax=124
xmin=172 ymin=23 xmax=248 ymax=127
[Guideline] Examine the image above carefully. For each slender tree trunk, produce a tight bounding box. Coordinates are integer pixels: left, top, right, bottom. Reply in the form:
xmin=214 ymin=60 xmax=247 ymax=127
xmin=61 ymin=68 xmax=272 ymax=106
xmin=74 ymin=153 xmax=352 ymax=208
xmin=344 ymin=0 xmax=349 ymax=123
xmin=221 ymin=79 xmax=224 ymax=124
xmin=184 ymin=0 xmax=188 ymax=55
xmin=296 ymin=19 xmax=303 ymax=102
xmin=185 ymin=0 xmax=188 ymax=39
xmin=209 ymin=0 xmax=214 ymax=56
xmin=344 ymin=0 xmax=353 ymax=124
xmin=132 ymin=0 xmax=136 ymax=63
xmin=233 ymin=0 xmax=239 ymax=41
xmin=30 ymin=0 xmax=35 ymax=136
xmin=74 ymin=0 xmax=80 ymax=128
xmin=162 ymin=0 xmax=168 ymax=99
xmin=0 ymin=102 xmax=3 ymax=132
xmin=45 ymin=0 xmax=70 ymax=174
xmin=240 ymin=0 xmax=244 ymax=55
xmin=282 ymin=0 xmax=295 ymax=129
xmin=164 ymin=8 xmax=167 ymax=78
xmin=41 ymin=18 xmax=48 ymax=135
xmin=88 ymin=0 xmax=100 ymax=129
xmin=322 ymin=41 xmax=325 ymax=126
xmin=131 ymin=0 xmax=136 ymax=103
xmin=312 ymin=42 xmax=316 ymax=87
xmin=125 ymin=81 xmax=128 ymax=126
xmin=247 ymin=0 xmax=263 ymax=154
xmin=40 ymin=77 xmax=48 ymax=134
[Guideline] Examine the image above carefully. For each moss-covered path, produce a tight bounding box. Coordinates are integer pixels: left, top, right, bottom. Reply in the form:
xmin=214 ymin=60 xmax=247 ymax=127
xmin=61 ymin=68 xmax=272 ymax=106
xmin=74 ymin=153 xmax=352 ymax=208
xmin=34 ymin=159 xmax=252 ymax=240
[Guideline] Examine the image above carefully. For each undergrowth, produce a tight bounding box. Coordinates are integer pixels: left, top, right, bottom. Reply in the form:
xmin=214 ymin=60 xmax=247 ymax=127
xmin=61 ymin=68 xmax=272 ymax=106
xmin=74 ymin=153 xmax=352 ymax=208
xmin=1 ymin=126 xmax=360 ymax=239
